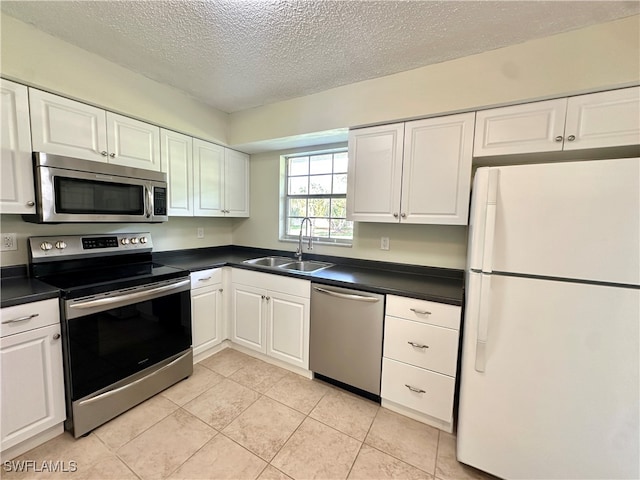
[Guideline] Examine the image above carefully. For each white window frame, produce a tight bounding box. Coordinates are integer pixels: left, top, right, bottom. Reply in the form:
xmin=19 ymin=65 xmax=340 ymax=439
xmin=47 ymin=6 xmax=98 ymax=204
xmin=280 ymin=148 xmax=353 ymax=247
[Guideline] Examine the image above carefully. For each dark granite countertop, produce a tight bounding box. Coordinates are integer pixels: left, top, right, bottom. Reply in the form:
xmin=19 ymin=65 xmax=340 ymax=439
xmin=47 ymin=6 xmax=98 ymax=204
xmin=1 ymin=274 xmax=60 ymax=308
xmin=155 ymin=246 xmax=464 ymax=306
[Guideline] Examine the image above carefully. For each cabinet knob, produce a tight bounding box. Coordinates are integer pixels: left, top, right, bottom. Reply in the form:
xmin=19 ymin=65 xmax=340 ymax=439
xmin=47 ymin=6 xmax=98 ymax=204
xmin=393 ymin=213 xmax=399 ymax=218
xmin=567 ymin=135 xmax=576 ymax=141
xmin=109 ymin=153 xmax=116 ymax=158
xmin=26 ymin=201 xmax=35 ymax=207
xmin=219 ymin=288 xmax=224 ymax=293
xmin=400 ymin=213 xmax=406 ymax=218
xmin=101 ymin=151 xmax=108 ymax=156
xmin=53 ymin=333 xmax=61 ymax=340
xmin=554 ymin=136 xmax=563 ymax=142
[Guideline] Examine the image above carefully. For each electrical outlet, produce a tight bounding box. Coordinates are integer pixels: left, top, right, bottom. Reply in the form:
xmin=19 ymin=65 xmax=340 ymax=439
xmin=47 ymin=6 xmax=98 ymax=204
xmin=1 ymin=233 xmax=18 ymax=251
xmin=380 ymin=237 xmax=390 ymax=251
xmin=196 ymin=227 xmax=204 ymax=239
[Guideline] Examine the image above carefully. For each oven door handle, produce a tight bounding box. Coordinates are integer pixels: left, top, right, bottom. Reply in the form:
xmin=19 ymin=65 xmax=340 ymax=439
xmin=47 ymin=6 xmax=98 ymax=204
xmin=68 ymin=278 xmax=190 ymax=315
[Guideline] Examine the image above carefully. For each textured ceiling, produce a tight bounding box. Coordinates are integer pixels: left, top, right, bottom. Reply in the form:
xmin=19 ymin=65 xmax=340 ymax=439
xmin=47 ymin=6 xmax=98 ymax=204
xmin=2 ymin=1 xmax=639 ymax=113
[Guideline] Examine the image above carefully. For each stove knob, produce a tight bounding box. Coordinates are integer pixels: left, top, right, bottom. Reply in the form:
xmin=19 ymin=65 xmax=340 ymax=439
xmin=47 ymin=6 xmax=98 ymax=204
xmin=40 ymin=241 xmax=53 ymax=251
xmin=139 ymin=236 xmax=148 ymax=244
xmin=130 ymin=237 xmax=139 ymax=244
xmin=55 ymin=241 xmax=67 ymax=250
xmin=121 ymin=238 xmax=130 ymax=245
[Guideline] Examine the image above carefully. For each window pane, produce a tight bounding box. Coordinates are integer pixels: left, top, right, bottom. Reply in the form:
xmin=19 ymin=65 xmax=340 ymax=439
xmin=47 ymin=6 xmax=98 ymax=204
xmin=334 ymin=152 xmax=348 ymax=173
xmin=331 ymin=198 xmax=347 ymax=218
xmin=288 ymin=198 xmax=307 ymax=217
xmin=333 ymin=174 xmax=347 ymax=194
xmin=331 ymin=219 xmax=353 ymax=238
xmin=313 ymin=218 xmax=330 ymax=237
xmin=289 ymin=156 xmax=309 ymax=176
xmin=288 ymin=218 xmax=303 ymax=236
xmin=288 ymin=176 xmax=308 ymax=195
xmin=309 ymin=154 xmax=333 ymax=174
xmin=308 ymin=198 xmax=330 ymax=218
xmin=309 ymin=175 xmax=332 ymax=194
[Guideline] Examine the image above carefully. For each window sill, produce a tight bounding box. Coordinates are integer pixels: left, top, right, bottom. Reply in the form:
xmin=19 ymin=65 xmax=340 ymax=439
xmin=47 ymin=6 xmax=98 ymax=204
xmin=279 ymin=237 xmax=352 ymax=248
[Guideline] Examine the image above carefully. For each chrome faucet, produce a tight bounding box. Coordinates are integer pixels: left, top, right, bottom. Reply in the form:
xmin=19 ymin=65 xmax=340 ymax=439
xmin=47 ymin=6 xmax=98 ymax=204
xmin=295 ymin=217 xmax=313 ymax=261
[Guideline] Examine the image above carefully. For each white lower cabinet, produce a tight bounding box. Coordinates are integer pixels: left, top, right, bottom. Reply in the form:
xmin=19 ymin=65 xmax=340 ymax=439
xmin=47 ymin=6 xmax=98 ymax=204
xmin=190 ymin=268 xmax=224 ymax=358
xmin=231 ymin=269 xmax=310 ymax=370
xmin=1 ymin=298 xmax=65 ymax=455
xmin=381 ymin=295 xmax=461 ymax=433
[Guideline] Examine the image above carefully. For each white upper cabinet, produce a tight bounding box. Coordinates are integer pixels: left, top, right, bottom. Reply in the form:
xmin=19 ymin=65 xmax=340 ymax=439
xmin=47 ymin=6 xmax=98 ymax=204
xmin=347 ymin=113 xmax=474 ymax=225
xmin=346 ymin=123 xmax=405 ymax=223
xmin=105 ymin=112 xmax=160 ymax=170
xmin=401 ymin=113 xmax=474 ymax=224
xmin=161 ymin=129 xmax=193 ymax=216
xmin=30 ymin=89 xmax=108 ymax=162
xmin=193 ymin=139 xmax=249 ymax=217
xmin=1 ymin=79 xmax=35 ymax=214
xmin=224 ymin=148 xmax=250 ymax=217
xmin=30 ymin=89 xmax=161 ymax=170
xmin=474 ymin=87 xmax=640 ymax=157
xmin=563 ymin=87 xmax=640 ymax=151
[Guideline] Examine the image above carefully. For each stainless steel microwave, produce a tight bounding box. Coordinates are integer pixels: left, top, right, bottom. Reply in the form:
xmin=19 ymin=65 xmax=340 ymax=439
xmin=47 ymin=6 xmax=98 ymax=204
xmin=23 ymin=152 xmax=168 ymax=224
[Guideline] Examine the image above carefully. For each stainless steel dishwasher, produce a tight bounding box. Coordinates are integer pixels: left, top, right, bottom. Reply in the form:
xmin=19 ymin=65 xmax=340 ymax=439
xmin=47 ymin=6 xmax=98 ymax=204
xmin=310 ymin=284 xmax=384 ymax=396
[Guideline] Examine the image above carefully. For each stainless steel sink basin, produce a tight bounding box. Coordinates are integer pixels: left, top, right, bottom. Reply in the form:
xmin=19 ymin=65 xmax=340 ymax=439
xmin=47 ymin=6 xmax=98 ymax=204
xmin=279 ymin=260 xmax=333 ymax=273
xmin=243 ymin=256 xmax=293 ymax=267
xmin=243 ymin=256 xmax=333 ymax=273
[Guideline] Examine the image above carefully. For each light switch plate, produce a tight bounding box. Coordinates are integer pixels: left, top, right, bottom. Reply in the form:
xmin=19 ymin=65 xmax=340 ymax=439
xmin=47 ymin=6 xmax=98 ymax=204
xmin=380 ymin=237 xmax=390 ymax=250
xmin=196 ymin=227 xmax=204 ymax=239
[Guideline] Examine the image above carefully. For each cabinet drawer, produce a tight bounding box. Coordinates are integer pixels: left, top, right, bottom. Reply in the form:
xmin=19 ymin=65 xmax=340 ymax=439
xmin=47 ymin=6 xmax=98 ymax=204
xmin=386 ymin=295 xmax=461 ymax=330
xmin=381 ymin=358 xmax=455 ymax=423
xmin=384 ymin=316 xmax=458 ymax=376
xmin=191 ymin=268 xmax=222 ymax=289
xmin=1 ymin=298 xmax=60 ymax=337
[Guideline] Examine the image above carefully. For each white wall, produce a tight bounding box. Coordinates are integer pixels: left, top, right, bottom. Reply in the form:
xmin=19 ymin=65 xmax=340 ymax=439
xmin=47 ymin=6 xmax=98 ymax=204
xmin=0 ymin=14 xmax=229 ymax=144
xmin=231 ymin=147 xmax=468 ymax=269
xmin=0 ymin=215 xmax=233 ymax=267
xmin=228 ymin=15 xmax=640 ymax=149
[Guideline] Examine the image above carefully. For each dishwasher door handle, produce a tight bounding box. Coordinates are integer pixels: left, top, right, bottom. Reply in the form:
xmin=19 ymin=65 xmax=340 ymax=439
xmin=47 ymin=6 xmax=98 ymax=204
xmin=312 ymin=286 xmax=380 ymax=303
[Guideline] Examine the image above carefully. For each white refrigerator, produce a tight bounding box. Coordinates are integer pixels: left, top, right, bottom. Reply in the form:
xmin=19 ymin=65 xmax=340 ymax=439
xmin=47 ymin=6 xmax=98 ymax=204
xmin=457 ymin=158 xmax=640 ymax=479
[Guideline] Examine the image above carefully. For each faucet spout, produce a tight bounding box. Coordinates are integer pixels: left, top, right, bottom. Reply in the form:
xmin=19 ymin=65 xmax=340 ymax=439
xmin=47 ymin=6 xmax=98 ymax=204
xmin=296 ymin=217 xmax=313 ymax=261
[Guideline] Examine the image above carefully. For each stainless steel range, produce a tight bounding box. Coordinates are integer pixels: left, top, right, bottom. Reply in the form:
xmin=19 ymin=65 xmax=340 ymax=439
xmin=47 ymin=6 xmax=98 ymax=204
xmin=28 ymin=233 xmax=192 ymax=437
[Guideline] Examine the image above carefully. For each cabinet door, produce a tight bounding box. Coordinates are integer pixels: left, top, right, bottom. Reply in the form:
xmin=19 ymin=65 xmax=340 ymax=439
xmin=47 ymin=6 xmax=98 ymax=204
xmin=564 ymin=87 xmax=640 ymax=151
xmin=473 ymin=98 xmax=567 ymax=157
xmin=1 ymin=324 xmax=65 ymax=451
xmin=402 ymin=113 xmax=474 ymax=225
xmin=161 ymin=129 xmax=193 ymax=216
xmin=193 ymin=139 xmax=224 ymax=217
xmin=29 ymin=89 xmax=108 ymax=162
xmin=230 ymin=283 xmax=266 ymax=353
xmin=1 ymin=80 xmax=35 ymax=214
xmin=347 ymin=123 xmax=404 ymax=222
xmin=267 ymin=292 xmax=309 ymax=369
xmin=224 ymin=149 xmax=250 ymax=217
xmin=106 ymin=112 xmax=160 ymax=171
xmin=191 ymin=284 xmax=222 ymax=356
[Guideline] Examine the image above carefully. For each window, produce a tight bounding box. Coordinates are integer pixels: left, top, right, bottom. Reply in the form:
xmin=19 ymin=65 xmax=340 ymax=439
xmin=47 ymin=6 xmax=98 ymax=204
xmin=283 ymin=149 xmax=353 ymax=244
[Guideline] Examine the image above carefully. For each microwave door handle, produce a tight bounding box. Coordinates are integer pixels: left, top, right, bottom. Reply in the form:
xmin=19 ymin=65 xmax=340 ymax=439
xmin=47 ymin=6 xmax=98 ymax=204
xmin=145 ymin=186 xmax=152 ymax=218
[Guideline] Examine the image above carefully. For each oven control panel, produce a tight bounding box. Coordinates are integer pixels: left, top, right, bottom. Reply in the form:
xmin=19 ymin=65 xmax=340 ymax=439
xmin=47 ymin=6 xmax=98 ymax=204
xmin=29 ymin=233 xmax=153 ymax=261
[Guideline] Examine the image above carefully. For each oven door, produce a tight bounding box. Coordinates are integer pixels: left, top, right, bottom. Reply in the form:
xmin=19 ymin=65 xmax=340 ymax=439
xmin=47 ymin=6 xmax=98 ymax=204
xmin=64 ymin=277 xmax=191 ymax=401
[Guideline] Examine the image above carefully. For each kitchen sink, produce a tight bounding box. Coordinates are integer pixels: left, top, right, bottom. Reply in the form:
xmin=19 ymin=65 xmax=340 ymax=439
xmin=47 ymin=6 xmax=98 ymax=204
xmin=279 ymin=260 xmax=333 ymax=273
xmin=243 ymin=256 xmax=293 ymax=267
xmin=243 ymin=257 xmax=333 ymax=273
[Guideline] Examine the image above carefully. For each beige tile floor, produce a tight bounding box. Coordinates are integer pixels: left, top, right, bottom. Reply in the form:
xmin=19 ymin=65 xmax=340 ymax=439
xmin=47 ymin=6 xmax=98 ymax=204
xmin=3 ymin=348 xmax=496 ymax=480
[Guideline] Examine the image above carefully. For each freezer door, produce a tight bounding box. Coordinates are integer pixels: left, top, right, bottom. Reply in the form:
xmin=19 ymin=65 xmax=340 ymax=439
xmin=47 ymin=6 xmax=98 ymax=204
xmin=457 ymin=273 xmax=639 ymax=479
xmin=474 ymin=158 xmax=639 ymax=285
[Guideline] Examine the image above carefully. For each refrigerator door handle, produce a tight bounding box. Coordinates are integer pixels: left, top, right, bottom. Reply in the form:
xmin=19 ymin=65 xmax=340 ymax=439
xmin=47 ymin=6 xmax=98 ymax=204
xmin=475 ymin=274 xmax=492 ymax=372
xmin=481 ymin=170 xmax=500 ymax=273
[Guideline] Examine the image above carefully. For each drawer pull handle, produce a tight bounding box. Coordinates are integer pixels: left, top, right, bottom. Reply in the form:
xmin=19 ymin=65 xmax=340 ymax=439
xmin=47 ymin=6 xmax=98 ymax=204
xmin=407 ymin=341 xmax=429 ymax=349
xmin=405 ymin=384 xmax=426 ymax=394
xmin=2 ymin=313 xmax=39 ymax=324
xmin=410 ymin=308 xmax=431 ymax=315
xmin=198 ymin=277 xmax=212 ymax=281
